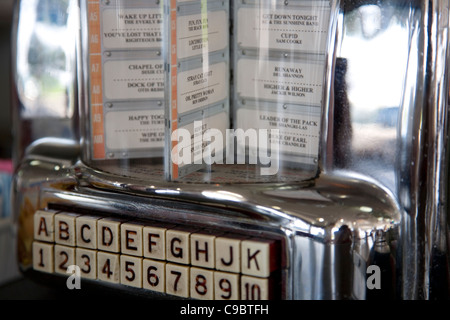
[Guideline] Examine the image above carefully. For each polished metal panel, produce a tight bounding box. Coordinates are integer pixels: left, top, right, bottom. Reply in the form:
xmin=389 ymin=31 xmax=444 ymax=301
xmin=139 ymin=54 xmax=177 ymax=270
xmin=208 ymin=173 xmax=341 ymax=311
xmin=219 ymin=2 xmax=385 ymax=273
xmin=13 ymin=154 xmax=401 ymax=299
xmin=324 ymin=0 xmax=450 ymax=299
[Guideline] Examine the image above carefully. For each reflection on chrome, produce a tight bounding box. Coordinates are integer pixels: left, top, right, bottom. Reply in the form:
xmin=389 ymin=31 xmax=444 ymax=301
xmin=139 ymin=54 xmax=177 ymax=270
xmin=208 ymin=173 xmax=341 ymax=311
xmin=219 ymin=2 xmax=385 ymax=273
xmin=201 ymin=190 xmax=246 ymax=202
xmin=15 ymin=0 xmax=76 ymax=118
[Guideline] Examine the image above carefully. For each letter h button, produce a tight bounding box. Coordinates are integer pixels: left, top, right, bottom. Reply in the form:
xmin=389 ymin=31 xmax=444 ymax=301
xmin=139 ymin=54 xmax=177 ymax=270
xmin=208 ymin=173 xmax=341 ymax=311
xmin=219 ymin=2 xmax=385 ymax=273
xmin=190 ymin=232 xmax=218 ymax=269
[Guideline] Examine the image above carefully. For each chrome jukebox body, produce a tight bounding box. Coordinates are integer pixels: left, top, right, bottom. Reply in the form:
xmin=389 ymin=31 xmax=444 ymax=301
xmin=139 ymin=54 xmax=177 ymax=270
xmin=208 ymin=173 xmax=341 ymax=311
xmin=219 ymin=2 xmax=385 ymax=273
xmin=11 ymin=0 xmax=450 ymax=299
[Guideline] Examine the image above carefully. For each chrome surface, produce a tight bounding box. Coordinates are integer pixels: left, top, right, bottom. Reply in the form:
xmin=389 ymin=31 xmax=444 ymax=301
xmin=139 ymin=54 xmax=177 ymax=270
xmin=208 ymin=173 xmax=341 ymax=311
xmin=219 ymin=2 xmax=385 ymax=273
xmin=324 ymin=0 xmax=450 ymax=299
xmin=11 ymin=0 xmax=450 ymax=299
xmin=13 ymin=157 xmax=400 ymax=299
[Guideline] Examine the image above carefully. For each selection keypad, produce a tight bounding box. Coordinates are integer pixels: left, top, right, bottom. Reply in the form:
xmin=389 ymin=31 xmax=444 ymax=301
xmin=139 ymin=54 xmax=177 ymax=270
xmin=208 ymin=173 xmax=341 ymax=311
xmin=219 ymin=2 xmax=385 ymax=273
xmin=32 ymin=209 xmax=281 ymax=300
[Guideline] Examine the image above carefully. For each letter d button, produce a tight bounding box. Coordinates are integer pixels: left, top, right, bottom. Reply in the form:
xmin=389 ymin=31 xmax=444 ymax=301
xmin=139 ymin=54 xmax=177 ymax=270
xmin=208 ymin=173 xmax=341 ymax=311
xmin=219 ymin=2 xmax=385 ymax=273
xmin=97 ymin=218 xmax=123 ymax=253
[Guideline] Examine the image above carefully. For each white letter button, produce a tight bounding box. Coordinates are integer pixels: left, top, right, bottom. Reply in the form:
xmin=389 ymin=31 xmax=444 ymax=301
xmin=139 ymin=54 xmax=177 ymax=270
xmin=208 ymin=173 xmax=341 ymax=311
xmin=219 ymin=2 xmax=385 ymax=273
xmin=143 ymin=222 xmax=175 ymax=261
xmin=241 ymin=239 xmax=278 ymax=277
xmin=55 ymin=212 xmax=81 ymax=246
xmin=121 ymin=222 xmax=144 ymax=257
xmin=34 ymin=210 xmax=57 ymax=243
xmin=191 ymin=232 xmax=216 ymax=269
xmin=97 ymin=218 xmax=122 ymax=253
xmin=76 ymin=215 xmax=102 ymax=249
xmin=166 ymin=227 xmax=195 ymax=265
xmin=215 ymin=234 xmax=246 ymax=273
xmin=190 ymin=267 xmax=214 ymax=300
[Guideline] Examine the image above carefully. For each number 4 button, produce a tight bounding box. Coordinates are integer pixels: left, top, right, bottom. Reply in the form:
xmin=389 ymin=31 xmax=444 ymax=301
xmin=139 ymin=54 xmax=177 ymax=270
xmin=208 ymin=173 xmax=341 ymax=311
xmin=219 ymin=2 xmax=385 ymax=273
xmin=76 ymin=248 xmax=97 ymax=279
xmin=97 ymin=252 xmax=120 ymax=283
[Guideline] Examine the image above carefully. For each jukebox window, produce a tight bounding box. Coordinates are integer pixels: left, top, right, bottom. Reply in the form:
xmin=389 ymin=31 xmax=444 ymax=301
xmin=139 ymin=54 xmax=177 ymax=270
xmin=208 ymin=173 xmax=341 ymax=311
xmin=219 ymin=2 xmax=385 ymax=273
xmin=32 ymin=209 xmax=283 ymax=300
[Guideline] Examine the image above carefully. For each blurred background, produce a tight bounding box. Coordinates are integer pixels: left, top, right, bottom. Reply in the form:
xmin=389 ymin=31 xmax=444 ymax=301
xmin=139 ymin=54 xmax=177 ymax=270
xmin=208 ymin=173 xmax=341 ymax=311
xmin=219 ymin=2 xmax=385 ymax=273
xmin=0 ymin=0 xmax=19 ymax=289
xmin=0 ymin=1 xmax=14 ymax=160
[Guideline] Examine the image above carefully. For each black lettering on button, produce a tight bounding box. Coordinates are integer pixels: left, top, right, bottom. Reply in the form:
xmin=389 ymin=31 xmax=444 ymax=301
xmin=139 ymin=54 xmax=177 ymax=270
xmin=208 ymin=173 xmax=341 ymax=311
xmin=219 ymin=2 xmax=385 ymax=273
xmin=80 ymin=254 xmax=91 ymax=273
xmin=38 ymin=217 xmax=49 ymax=237
xmin=102 ymin=226 xmax=113 ymax=246
xmin=81 ymin=224 xmax=91 ymax=243
xmin=126 ymin=230 xmax=137 ymax=251
xmin=59 ymin=221 xmax=69 ymax=241
xmin=244 ymin=283 xmax=261 ymax=300
xmin=195 ymin=240 xmax=208 ymax=262
xmin=247 ymin=248 xmax=261 ymax=271
xmin=171 ymin=237 xmax=183 ymax=258
xmin=221 ymin=246 xmax=234 ymax=266
xmin=147 ymin=233 xmax=160 ymax=252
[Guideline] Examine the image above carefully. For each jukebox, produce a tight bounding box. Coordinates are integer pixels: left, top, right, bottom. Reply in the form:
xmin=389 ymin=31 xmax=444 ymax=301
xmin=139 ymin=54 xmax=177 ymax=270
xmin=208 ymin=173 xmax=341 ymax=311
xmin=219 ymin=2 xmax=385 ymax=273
xmin=11 ymin=0 xmax=450 ymax=300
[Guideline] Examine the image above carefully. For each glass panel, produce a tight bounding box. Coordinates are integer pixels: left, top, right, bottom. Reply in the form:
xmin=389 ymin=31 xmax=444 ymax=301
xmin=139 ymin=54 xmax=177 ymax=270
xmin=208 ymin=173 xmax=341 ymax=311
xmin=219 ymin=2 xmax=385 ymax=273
xmin=79 ymin=0 xmax=165 ymax=176
xmin=79 ymin=0 xmax=336 ymax=184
